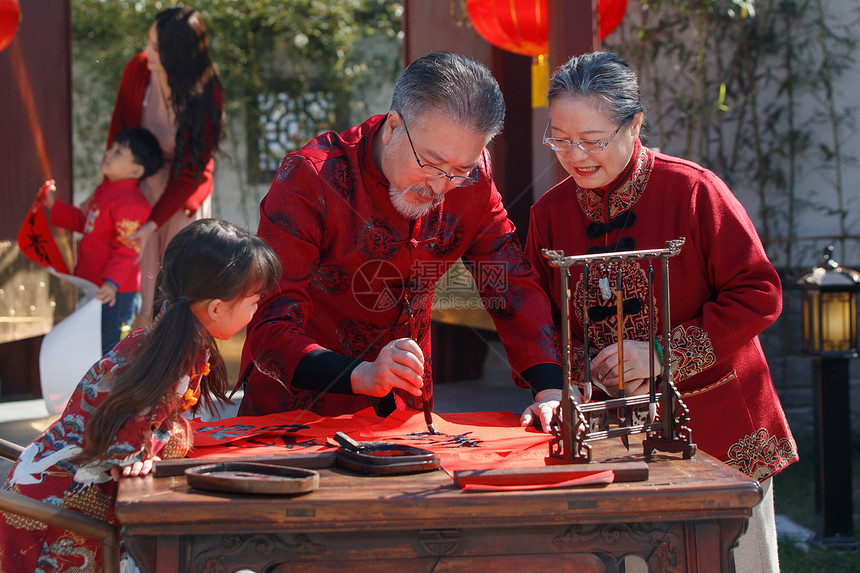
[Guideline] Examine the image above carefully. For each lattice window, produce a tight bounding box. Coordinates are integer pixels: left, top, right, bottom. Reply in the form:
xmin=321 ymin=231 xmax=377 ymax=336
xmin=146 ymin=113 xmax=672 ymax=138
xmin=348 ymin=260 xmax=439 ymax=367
xmin=252 ymin=90 xmax=336 ymax=182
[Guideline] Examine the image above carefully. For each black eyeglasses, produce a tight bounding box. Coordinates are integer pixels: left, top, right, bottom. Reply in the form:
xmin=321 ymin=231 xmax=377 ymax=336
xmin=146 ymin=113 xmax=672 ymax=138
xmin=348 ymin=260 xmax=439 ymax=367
xmin=401 ymin=116 xmax=480 ymax=188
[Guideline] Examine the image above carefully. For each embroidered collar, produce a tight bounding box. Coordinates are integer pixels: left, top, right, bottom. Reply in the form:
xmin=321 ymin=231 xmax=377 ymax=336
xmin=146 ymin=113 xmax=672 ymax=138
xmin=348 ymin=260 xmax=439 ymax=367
xmin=575 ymin=139 xmax=654 ymax=223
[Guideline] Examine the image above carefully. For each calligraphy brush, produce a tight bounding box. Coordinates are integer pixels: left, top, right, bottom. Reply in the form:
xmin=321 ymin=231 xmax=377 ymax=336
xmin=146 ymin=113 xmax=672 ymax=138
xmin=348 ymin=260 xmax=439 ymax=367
xmin=582 ymin=265 xmax=592 ymax=403
xmin=615 ymin=269 xmax=629 ymax=450
xmin=647 ymin=262 xmax=657 ymax=421
xmin=404 ymin=293 xmax=439 ymax=435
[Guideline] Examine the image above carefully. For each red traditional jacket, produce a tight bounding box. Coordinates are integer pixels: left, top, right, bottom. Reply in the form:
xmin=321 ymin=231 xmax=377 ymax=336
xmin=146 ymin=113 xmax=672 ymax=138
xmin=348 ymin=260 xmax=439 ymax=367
xmin=0 ymin=322 xmax=208 ymax=572
xmin=525 ymin=141 xmax=797 ymax=479
xmin=50 ymin=178 xmax=150 ymax=292
xmin=107 ymin=52 xmax=221 ymax=226
xmin=239 ymin=114 xmax=561 ymax=417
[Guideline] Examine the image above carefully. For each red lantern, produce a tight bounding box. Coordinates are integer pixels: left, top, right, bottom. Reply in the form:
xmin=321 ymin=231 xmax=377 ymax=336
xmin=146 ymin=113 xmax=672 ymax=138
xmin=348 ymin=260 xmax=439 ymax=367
xmin=466 ymin=0 xmax=627 ymax=56
xmin=466 ymin=0 xmax=548 ymax=57
xmin=0 ymin=0 xmax=21 ymax=53
xmin=599 ymin=0 xmax=628 ymax=41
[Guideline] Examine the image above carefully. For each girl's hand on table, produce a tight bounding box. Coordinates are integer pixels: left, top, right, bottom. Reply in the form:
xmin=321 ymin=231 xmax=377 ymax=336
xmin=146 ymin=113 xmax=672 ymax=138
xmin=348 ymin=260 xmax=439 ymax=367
xmin=111 ymin=456 xmax=161 ymax=480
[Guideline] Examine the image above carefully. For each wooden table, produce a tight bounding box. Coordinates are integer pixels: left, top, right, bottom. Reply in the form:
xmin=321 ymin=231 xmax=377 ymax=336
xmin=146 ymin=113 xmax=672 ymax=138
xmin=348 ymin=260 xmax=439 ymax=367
xmin=116 ymin=435 xmax=760 ymax=573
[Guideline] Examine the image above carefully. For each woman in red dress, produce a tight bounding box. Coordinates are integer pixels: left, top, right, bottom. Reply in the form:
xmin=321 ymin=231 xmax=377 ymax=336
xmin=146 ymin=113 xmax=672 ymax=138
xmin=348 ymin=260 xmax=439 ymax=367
xmin=108 ymin=6 xmax=224 ymax=325
xmin=525 ymin=51 xmax=797 ymax=572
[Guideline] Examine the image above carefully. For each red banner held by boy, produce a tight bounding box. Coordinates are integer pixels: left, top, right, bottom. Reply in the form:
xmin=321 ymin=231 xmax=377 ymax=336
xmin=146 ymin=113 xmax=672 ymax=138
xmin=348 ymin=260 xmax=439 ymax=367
xmin=17 ymin=180 xmax=70 ymax=274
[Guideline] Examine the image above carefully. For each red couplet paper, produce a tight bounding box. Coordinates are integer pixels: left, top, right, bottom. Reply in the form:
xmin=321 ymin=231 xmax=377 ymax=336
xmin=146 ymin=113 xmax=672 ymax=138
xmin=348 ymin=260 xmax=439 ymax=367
xmin=459 ymin=469 xmax=615 ymax=492
xmin=17 ymin=181 xmax=70 ymax=274
xmin=189 ymin=408 xmax=553 ymax=475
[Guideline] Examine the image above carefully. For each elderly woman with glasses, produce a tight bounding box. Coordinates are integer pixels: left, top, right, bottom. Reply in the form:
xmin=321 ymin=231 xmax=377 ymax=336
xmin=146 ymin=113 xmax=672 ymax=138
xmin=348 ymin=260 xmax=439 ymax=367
xmin=525 ymin=51 xmax=796 ymax=572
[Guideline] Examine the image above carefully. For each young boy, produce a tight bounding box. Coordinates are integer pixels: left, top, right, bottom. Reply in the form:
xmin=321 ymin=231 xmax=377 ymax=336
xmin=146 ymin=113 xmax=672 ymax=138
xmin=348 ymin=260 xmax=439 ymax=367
xmin=44 ymin=127 xmax=164 ymax=354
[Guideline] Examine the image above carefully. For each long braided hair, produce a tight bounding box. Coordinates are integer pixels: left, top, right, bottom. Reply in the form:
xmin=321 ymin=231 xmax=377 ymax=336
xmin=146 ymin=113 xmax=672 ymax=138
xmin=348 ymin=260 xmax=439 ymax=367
xmin=73 ymin=219 xmax=280 ymax=464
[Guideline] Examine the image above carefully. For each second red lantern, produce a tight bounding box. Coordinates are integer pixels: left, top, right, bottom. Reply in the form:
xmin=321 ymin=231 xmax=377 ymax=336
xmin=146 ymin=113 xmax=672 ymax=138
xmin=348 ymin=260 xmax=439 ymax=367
xmin=466 ymin=0 xmax=627 ymax=56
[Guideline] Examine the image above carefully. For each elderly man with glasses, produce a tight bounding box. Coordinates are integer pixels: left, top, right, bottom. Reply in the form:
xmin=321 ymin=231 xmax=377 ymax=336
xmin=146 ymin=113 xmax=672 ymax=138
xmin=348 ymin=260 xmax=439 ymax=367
xmin=238 ymin=51 xmax=565 ymax=430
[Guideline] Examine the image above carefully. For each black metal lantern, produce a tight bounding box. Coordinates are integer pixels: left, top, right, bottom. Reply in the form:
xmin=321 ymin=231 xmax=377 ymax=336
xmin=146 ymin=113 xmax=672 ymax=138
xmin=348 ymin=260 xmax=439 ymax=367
xmin=796 ymin=245 xmax=859 ymax=547
xmin=797 ymin=246 xmax=860 ymax=357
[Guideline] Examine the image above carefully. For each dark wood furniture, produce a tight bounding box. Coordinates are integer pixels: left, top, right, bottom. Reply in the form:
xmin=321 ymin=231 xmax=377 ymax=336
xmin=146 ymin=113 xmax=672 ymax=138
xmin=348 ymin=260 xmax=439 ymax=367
xmin=116 ymin=434 xmax=760 ymax=572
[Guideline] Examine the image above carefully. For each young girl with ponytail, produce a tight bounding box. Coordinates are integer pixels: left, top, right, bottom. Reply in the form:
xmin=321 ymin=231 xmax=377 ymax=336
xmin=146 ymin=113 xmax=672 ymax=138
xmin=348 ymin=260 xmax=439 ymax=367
xmin=0 ymin=218 xmax=280 ymax=572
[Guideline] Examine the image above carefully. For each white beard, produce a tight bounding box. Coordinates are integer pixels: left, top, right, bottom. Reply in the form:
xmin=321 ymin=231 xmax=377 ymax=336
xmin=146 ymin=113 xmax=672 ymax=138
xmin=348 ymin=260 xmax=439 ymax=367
xmin=389 ymin=185 xmax=443 ymax=219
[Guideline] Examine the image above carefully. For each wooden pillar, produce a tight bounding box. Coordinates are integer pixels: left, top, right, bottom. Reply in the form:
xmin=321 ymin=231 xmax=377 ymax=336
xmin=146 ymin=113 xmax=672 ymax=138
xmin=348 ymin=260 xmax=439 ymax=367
xmin=546 ymin=0 xmax=597 ymax=186
xmin=493 ymin=50 xmax=533 ymax=245
xmin=0 ymin=0 xmax=74 ymax=399
xmin=0 ymin=0 xmax=73 ymax=240
xmin=548 ymin=0 xmax=597 ymax=74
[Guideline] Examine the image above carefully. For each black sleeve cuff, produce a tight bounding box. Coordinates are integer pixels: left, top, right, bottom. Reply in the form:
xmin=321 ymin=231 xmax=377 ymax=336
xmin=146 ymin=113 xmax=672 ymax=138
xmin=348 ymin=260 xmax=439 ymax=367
xmin=520 ymin=363 xmax=563 ymax=395
xmin=292 ymin=349 xmax=362 ymax=395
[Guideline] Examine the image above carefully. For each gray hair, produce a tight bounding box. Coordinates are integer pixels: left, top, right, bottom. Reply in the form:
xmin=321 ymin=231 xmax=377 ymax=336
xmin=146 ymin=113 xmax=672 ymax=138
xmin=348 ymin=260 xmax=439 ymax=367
xmin=390 ymin=51 xmax=506 ymax=138
xmin=548 ymin=52 xmax=645 ymax=127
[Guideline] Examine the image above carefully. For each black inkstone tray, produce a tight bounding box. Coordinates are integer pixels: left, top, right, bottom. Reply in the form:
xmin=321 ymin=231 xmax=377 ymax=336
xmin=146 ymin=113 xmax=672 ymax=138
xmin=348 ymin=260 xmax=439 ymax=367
xmin=334 ymin=432 xmax=440 ymax=475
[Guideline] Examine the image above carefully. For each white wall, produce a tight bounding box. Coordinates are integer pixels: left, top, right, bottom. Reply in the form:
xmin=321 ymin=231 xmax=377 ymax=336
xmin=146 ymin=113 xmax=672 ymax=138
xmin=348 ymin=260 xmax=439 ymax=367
xmin=604 ymin=0 xmax=860 ymax=270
